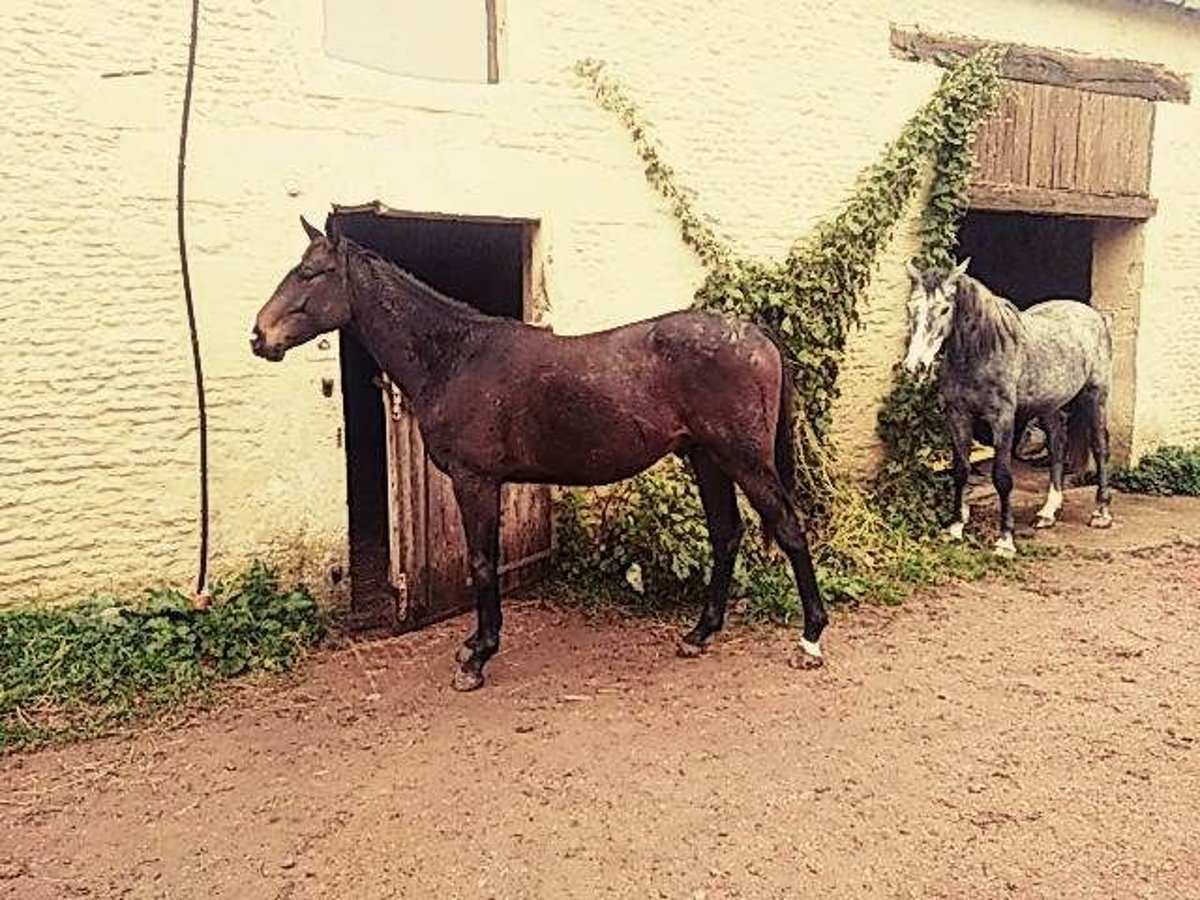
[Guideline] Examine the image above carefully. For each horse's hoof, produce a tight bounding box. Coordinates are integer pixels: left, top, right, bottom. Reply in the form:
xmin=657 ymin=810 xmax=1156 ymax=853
xmin=1089 ymin=509 xmax=1114 ymax=529
xmin=451 ymin=668 xmax=485 ymax=692
xmin=788 ymin=638 xmax=824 ymax=670
xmin=1032 ymin=514 xmax=1056 ymax=529
xmin=455 ymin=643 xmax=474 ymax=664
xmin=993 ymin=537 xmax=1016 ymax=559
xmin=677 ymin=639 xmax=706 ymax=659
xmin=788 ymin=648 xmax=824 ymax=670
xmin=941 ymin=523 xmax=965 ymax=542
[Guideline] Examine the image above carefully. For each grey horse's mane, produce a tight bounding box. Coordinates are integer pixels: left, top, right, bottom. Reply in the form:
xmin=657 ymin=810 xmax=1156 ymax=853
xmin=949 ymin=274 xmax=1025 ymax=359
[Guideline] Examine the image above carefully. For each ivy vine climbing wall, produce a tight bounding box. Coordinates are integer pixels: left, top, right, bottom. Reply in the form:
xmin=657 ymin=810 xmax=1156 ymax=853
xmin=558 ymin=49 xmax=1005 ymax=612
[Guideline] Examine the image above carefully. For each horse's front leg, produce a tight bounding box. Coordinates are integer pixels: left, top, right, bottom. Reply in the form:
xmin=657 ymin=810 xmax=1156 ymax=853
xmin=990 ymin=413 xmax=1017 ymax=557
xmin=448 ymin=472 xmax=502 ymax=692
xmin=943 ymin=409 xmax=974 ymax=541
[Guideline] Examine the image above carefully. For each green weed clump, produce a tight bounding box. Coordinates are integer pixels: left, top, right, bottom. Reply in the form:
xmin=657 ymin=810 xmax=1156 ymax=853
xmin=0 ymin=562 xmax=324 ymax=751
xmin=553 ymin=456 xmax=1014 ymax=622
xmin=1112 ymin=445 xmax=1200 ymax=496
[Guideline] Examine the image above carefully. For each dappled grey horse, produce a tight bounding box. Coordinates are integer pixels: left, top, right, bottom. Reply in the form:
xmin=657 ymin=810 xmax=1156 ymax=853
xmin=251 ymin=217 xmax=828 ymax=690
xmin=903 ymin=259 xmax=1114 ymax=556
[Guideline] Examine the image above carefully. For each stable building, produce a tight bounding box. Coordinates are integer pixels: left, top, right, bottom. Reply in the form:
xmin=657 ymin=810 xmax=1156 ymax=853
xmin=1 ymin=0 xmax=1197 ymax=621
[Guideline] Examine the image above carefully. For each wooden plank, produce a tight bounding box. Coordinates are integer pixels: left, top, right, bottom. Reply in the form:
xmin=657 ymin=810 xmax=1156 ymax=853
xmin=1050 ymin=86 xmax=1082 ymax=190
xmin=968 ymin=182 xmax=1157 ymax=218
xmin=1026 ymin=83 xmax=1057 ymax=189
xmin=972 ymin=85 xmax=1009 ymax=185
xmin=1120 ymin=97 xmax=1155 ymax=194
xmin=423 ymin=460 xmax=471 ymax=626
xmin=1006 ymin=84 xmax=1034 ymax=186
xmin=380 ymin=377 xmax=411 ymax=629
xmin=1132 ymin=101 xmax=1155 ymax=194
xmin=890 ymin=25 xmax=1191 ymax=103
xmin=381 ymin=380 xmax=403 ymax=617
xmin=971 ymin=90 xmax=1008 ymax=185
xmin=1106 ymin=95 xmax=1136 ymax=195
xmin=499 ymin=485 xmax=552 ymax=594
xmin=406 ymin=409 xmax=428 ymax=623
xmin=1074 ymin=91 xmax=1109 ymax=194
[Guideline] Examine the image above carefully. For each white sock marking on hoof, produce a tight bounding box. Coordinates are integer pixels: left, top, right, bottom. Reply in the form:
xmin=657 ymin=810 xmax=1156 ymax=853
xmin=1089 ymin=507 xmax=1114 ymax=529
xmin=1035 ymin=486 xmax=1063 ymax=526
xmin=993 ymin=533 xmax=1016 ymax=557
xmin=800 ymin=638 xmax=822 ymax=659
xmin=944 ymin=522 xmax=965 ymax=541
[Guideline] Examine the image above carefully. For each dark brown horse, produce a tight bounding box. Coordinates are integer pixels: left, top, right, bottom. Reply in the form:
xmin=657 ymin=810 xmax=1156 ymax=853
xmin=252 ymin=217 xmax=828 ymax=690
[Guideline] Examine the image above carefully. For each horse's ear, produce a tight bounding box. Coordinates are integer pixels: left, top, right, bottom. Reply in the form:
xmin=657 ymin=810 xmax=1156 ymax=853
xmin=300 ymin=215 xmax=324 ymax=242
xmin=949 ymin=257 xmax=971 ymax=282
xmin=905 ymin=259 xmax=922 ymax=283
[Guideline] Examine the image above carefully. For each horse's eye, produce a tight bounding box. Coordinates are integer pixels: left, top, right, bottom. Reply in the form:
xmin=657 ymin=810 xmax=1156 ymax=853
xmin=298 ymin=268 xmax=319 ymax=281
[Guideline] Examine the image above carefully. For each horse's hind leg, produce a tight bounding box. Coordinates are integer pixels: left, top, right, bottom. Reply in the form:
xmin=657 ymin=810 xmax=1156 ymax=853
xmin=727 ymin=465 xmax=827 ymax=669
xmin=1083 ymin=386 xmax=1113 ymax=528
xmin=1033 ymin=409 xmax=1067 ymax=529
xmin=448 ymin=471 xmax=502 ymax=691
xmin=678 ymin=449 xmax=744 ymax=657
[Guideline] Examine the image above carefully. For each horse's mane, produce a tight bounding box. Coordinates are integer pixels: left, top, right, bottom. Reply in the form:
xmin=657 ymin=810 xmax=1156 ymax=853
xmin=949 ymin=275 xmax=1025 ymax=358
xmin=339 ymin=237 xmax=491 ymax=322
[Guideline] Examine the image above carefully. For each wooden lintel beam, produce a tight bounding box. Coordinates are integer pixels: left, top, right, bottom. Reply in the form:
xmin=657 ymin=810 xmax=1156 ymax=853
xmin=891 ymin=25 xmax=1191 ymax=104
xmin=967 ymin=183 xmax=1159 ymax=219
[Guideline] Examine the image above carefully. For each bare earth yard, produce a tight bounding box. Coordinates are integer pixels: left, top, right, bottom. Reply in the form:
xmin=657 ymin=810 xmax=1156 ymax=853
xmin=3 ymin=487 xmax=1199 ymax=899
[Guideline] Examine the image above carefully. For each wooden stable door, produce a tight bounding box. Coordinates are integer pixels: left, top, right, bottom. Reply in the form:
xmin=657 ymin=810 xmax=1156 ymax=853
xmin=380 ymin=377 xmax=552 ymax=629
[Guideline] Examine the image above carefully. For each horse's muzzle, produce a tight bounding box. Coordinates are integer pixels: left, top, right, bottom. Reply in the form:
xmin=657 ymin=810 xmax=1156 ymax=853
xmin=250 ymin=326 xmax=286 ymax=362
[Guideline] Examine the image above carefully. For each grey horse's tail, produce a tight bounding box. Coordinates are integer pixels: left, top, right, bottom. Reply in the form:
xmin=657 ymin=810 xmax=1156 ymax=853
xmin=1066 ymin=397 xmax=1093 ymax=474
xmin=1067 ymin=311 xmax=1114 ymax=474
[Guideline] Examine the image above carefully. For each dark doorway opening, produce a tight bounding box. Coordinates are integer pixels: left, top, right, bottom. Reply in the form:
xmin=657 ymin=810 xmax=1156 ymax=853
xmin=956 ymin=211 xmax=1094 ymax=309
xmin=956 ymin=210 xmax=1102 ymax=474
xmin=330 ymin=208 xmax=539 ymax=630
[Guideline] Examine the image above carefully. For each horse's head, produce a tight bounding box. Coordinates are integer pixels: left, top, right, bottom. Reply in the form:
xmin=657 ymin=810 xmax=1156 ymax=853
xmin=251 ymin=216 xmax=353 ymax=362
xmin=901 ymin=257 xmax=970 ymax=376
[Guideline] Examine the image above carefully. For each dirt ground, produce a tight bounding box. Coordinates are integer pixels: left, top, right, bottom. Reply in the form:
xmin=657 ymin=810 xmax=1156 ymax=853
xmin=3 ymin=483 xmax=1200 ymax=900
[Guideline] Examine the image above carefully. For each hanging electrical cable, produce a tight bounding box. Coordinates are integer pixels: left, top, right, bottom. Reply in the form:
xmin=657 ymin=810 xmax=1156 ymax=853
xmin=176 ymin=0 xmax=209 ymax=595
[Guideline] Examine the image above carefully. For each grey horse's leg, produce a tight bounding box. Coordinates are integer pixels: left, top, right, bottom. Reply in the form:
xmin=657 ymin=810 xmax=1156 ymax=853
xmin=990 ymin=414 xmax=1017 ymax=557
xmin=1083 ymin=386 xmax=1114 ymax=528
xmin=678 ymin=448 xmax=744 ymax=657
xmin=944 ymin=409 xmax=974 ymax=541
xmin=1033 ymin=409 xmax=1067 ymax=528
xmin=448 ymin=471 xmax=502 ymax=691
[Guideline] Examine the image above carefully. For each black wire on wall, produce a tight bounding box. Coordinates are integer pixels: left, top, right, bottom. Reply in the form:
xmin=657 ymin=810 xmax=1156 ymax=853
xmin=177 ymin=0 xmax=209 ymax=594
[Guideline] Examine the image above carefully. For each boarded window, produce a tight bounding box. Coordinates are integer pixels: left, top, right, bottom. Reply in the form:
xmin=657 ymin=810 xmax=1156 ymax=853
xmin=323 ymin=0 xmax=502 ymax=83
xmin=969 ymin=81 xmax=1156 ymax=218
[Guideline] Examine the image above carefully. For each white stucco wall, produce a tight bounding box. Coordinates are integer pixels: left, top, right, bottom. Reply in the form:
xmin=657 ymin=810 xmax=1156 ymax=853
xmin=2 ymin=0 xmax=1197 ymax=606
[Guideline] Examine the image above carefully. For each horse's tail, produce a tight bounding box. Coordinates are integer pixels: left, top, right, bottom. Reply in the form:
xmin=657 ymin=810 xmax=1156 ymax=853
xmin=1065 ymin=397 xmax=1093 ymax=475
xmin=765 ymin=341 xmax=798 ymax=549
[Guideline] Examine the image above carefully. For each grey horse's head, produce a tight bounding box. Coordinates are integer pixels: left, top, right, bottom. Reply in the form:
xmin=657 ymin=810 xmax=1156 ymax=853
xmin=902 ymin=257 xmax=970 ymax=376
xmin=251 ymin=216 xmax=353 ymax=362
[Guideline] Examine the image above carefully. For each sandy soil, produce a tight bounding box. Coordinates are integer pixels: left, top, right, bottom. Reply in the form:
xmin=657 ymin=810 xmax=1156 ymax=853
xmin=3 ymin=490 xmax=1199 ymax=900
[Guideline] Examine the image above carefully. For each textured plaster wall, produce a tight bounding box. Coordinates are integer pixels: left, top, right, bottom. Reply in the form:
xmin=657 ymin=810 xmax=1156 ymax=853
xmin=1 ymin=0 xmax=1197 ymax=606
